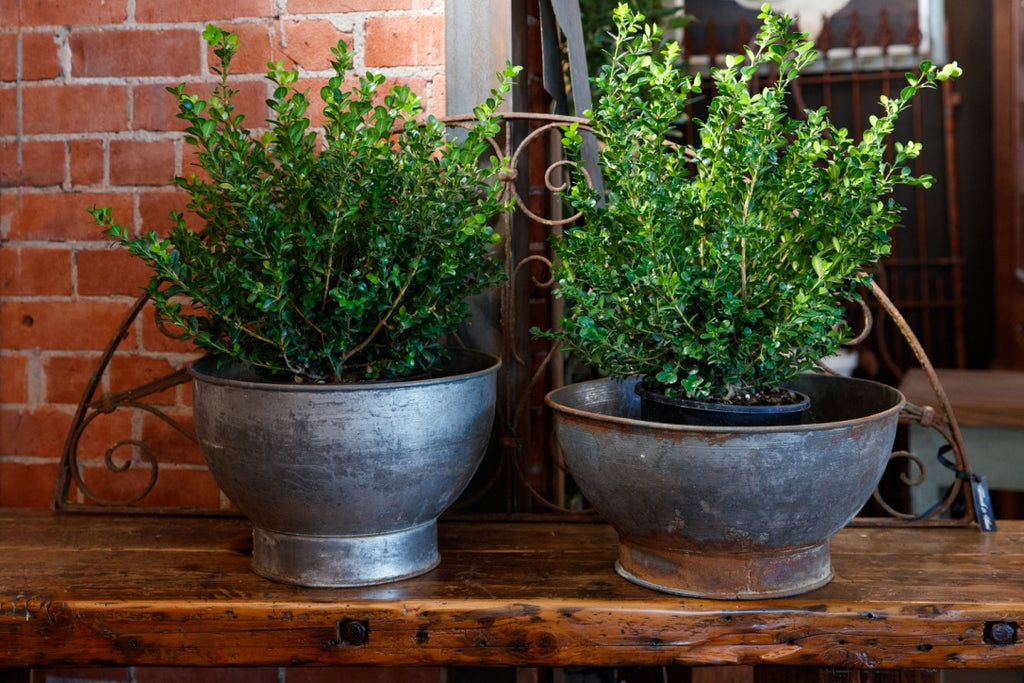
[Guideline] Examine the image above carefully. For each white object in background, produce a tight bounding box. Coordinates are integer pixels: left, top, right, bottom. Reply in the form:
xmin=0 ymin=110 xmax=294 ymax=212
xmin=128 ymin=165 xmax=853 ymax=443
xmin=730 ymin=0 xmax=852 ymax=42
xmin=819 ymin=348 xmax=859 ymax=377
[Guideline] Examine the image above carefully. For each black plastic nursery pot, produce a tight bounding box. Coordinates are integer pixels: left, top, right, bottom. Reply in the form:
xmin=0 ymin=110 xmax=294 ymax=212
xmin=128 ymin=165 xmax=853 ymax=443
xmin=635 ymin=381 xmax=811 ymax=427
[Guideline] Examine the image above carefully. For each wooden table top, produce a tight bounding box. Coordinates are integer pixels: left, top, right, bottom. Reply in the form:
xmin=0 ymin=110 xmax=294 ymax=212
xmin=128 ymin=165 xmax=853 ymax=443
xmin=2 ymin=510 xmax=1023 ymax=670
xmin=899 ymin=368 xmax=1024 ymax=428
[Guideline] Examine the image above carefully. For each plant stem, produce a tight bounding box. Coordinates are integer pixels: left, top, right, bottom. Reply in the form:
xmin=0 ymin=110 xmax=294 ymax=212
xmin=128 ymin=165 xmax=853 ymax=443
xmin=341 ymin=259 xmax=423 ymax=366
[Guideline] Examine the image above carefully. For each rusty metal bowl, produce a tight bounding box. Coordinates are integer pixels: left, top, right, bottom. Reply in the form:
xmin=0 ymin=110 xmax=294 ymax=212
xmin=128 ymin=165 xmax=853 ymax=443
xmin=546 ymin=373 xmax=904 ymax=599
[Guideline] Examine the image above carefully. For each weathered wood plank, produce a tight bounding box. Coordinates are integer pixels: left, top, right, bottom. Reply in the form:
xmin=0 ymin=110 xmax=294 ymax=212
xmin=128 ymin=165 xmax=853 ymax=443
xmin=1 ymin=511 xmax=1022 ymax=670
xmin=899 ymin=368 xmax=1024 ymax=427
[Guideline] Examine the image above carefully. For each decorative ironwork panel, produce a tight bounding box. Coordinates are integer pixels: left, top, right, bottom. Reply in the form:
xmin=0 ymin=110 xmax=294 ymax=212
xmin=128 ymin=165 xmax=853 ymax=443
xmin=682 ymin=0 xmax=946 ymax=74
xmin=53 ymin=112 xmax=985 ymax=529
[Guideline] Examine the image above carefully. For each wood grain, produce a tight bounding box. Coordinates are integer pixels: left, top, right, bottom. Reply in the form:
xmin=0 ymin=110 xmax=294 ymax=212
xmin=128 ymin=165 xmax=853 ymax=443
xmin=899 ymin=368 xmax=1024 ymax=427
xmin=1 ymin=511 xmax=1022 ymax=670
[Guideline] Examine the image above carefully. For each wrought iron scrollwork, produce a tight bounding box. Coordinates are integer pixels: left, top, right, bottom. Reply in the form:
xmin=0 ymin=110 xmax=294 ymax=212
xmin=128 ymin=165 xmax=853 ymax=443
xmin=857 ymin=280 xmax=980 ymax=526
xmin=53 ymin=113 xmax=983 ymax=528
xmin=53 ymin=294 xmax=199 ymax=512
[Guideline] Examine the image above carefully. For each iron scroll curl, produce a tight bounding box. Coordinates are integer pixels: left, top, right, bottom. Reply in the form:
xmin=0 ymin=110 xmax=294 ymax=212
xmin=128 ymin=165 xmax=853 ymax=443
xmin=53 ymin=113 xmax=982 ymax=528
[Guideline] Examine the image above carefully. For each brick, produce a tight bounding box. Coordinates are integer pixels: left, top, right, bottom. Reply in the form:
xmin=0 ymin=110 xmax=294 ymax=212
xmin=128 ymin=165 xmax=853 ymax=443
xmin=12 ymin=0 xmax=129 ymax=27
xmin=43 ymin=354 xmax=102 ymax=405
xmin=1 ymin=190 xmax=133 ymax=241
xmin=0 ymin=460 xmax=59 ymax=507
xmin=288 ymin=0 xmax=434 ymax=11
xmin=0 ymin=34 xmax=14 ymax=81
xmin=132 ymin=83 xmax=187 ymax=133
xmin=70 ymin=462 xmax=199 ymax=508
xmin=65 ymin=428 xmax=215 ymax=508
xmin=69 ymin=138 xmax=105 ymax=186
xmin=0 ymin=32 xmax=62 ymax=81
xmin=133 ymin=80 xmax=269 ymax=133
xmin=109 ymin=139 xmax=176 ymax=186
xmin=135 ymin=666 xmax=279 ymax=683
xmin=430 ymin=74 xmax=446 ymax=117
xmin=0 ymin=245 xmax=74 ymax=296
xmin=0 ymin=354 xmax=29 ymax=403
xmin=210 ymin=22 xmax=276 ymax=77
xmin=77 ymin=247 xmax=153 ymax=297
xmin=138 ymin=466 xmax=221 ymax=508
xmin=0 ymin=140 xmax=65 ymax=187
xmin=0 ymin=406 xmax=71 ymax=458
xmin=73 ymin=409 xmax=135 ymax=462
xmin=180 ymin=143 xmax=215 ymax=186
xmin=180 ymin=378 xmax=194 ymax=407
xmin=364 ymin=14 xmax=444 ymax=67
xmin=282 ymin=21 xmax=352 ymax=72
xmin=108 ymin=355 xmax=182 ymax=405
xmin=138 ymin=302 xmax=198 ymax=355
xmin=141 ymin=410 xmax=202 ymax=464
xmin=0 ymin=89 xmax=15 ymax=135
xmin=136 ymin=0 xmax=273 ymax=23
xmin=138 ymin=189 xmax=195 ymax=236
xmin=21 ymin=84 xmax=129 ymax=134
xmin=0 ymin=300 xmax=138 ymax=351
xmin=71 ymin=29 xmax=201 ymax=79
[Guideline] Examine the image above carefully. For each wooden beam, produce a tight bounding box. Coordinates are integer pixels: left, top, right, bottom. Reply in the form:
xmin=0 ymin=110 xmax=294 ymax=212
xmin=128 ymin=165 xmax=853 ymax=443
xmin=1 ymin=511 xmax=1022 ymax=670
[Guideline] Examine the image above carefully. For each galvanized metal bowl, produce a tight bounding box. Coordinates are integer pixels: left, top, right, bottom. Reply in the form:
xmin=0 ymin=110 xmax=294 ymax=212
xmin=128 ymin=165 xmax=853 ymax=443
xmin=190 ymin=348 xmax=500 ymax=587
xmin=546 ymin=373 xmax=904 ymax=599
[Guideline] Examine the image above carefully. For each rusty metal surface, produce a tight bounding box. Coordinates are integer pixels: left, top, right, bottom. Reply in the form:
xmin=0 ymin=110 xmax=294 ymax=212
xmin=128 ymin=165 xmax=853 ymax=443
xmin=51 ymin=293 xmax=202 ymax=514
xmin=546 ymin=373 xmax=905 ymax=598
xmin=617 ymin=536 xmax=834 ymax=600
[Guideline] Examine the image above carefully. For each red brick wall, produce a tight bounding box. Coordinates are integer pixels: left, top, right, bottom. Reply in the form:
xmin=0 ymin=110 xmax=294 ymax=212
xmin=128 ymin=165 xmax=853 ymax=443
xmin=0 ymin=0 xmax=447 ymax=508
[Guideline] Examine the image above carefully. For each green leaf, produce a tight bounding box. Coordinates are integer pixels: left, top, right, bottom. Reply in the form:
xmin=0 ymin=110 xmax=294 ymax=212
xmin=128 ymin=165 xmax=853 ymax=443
xmin=543 ymin=4 xmax=960 ymax=401
xmin=94 ymin=23 xmax=517 ymax=383
xmin=811 ymin=255 xmax=827 ymax=280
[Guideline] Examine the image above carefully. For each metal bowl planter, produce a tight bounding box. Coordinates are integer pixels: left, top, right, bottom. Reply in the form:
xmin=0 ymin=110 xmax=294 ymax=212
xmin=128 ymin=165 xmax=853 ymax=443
xmin=546 ymin=372 xmax=905 ymax=599
xmin=190 ymin=348 xmax=500 ymax=587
